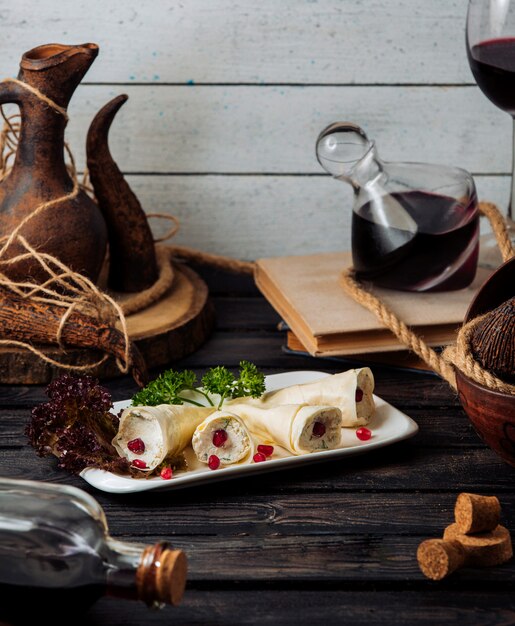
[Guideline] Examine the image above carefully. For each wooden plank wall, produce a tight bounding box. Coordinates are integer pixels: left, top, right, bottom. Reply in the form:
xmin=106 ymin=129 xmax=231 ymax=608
xmin=0 ymin=0 xmax=509 ymax=259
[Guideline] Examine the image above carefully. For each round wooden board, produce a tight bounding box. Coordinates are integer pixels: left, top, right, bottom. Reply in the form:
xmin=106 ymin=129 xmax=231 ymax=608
xmin=0 ymin=264 xmax=215 ymax=385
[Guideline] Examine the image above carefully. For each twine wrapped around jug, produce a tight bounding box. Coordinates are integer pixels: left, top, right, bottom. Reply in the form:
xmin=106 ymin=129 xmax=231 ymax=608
xmin=0 ymin=76 xmax=253 ymax=383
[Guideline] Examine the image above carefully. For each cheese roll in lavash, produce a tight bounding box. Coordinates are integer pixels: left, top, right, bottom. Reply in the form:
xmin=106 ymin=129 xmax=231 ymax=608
xmin=227 ymin=403 xmax=343 ymax=454
xmin=192 ymin=410 xmax=255 ymax=465
xmin=228 ymin=368 xmax=374 ymax=427
xmin=113 ymin=405 xmax=215 ymax=470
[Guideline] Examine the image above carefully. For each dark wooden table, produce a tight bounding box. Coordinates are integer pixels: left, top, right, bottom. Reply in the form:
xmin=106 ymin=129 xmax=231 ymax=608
xmin=1 ymin=267 xmax=514 ymax=625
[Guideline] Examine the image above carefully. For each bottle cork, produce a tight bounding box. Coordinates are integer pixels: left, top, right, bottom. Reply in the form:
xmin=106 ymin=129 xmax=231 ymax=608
xmin=443 ymin=523 xmax=513 ymax=567
xmin=417 ymin=539 xmax=467 ymax=580
xmin=454 ymin=493 xmax=501 ymax=534
xmin=137 ymin=542 xmax=188 ymax=607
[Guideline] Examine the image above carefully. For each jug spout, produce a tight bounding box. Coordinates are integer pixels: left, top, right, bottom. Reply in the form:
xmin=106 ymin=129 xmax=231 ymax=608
xmin=19 ymin=43 xmax=99 ymax=107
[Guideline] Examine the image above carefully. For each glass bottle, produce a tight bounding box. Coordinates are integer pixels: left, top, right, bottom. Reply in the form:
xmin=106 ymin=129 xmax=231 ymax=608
xmin=0 ymin=477 xmax=187 ymax=623
xmin=316 ymin=122 xmax=481 ymax=291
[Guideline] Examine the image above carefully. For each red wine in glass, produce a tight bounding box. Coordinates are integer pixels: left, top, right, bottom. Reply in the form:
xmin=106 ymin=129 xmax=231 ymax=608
xmin=467 ymin=38 xmax=515 ymax=114
xmin=466 ymin=0 xmax=515 ymax=250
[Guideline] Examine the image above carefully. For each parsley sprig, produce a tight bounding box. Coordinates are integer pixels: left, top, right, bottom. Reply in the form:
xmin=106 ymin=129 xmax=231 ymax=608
xmin=131 ymin=361 xmax=266 ymax=409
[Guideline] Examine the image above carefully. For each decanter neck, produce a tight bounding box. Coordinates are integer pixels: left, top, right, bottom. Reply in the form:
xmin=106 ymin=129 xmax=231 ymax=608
xmin=342 ymin=143 xmax=384 ymax=190
xmin=316 ymin=121 xmax=385 ymax=189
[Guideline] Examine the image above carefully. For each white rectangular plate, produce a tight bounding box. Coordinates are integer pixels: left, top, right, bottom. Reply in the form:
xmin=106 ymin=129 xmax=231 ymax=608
xmin=80 ymin=370 xmax=418 ymax=494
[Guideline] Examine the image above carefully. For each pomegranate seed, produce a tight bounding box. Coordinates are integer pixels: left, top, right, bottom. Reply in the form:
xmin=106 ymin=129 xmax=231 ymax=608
xmin=312 ymin=421 xmax=326 ymax=438
xmin=355 ymin=388 xmax=364 ymax=402
xmin=257 ymin=444 xmax=274 ymax=457
xmin=208 ymin=454 xmax=220 ymax=470
xmin=131 ymin=459 xmax=147 ymax=469
xmin=356 ymin=427 xmax=372 ymax=441
xmin=253 ymin=452 xmax=267 ymax=463
xmin=160 ymin=467 xmax=173 ymax=480
xmin=127 ymin=437 xmax=145 ymax=454
xmin=212 ymin=429 xmax=228 ymax=448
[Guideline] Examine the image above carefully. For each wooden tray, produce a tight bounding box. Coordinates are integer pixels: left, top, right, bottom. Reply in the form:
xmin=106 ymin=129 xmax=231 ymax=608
xmin=0 ymin=264 xmax=214 ymax=384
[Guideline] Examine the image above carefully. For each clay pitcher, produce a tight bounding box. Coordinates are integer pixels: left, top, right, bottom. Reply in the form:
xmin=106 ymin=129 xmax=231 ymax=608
xmin=0 ymin=43 xmax=108 ymax=283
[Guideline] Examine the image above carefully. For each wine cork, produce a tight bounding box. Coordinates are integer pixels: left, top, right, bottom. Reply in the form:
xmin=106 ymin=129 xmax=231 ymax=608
xmin=137 ymin=542 xmax=188 ymax=606
xmin=454 ymin=493 xmax=501 ymax=534
xmin=417 ymin=539 xmax=467 ymax=580
xmin=157 ymin=548 xmax=188 ymax=606
xmin=443 ymin=523 xmax=513 ymax=567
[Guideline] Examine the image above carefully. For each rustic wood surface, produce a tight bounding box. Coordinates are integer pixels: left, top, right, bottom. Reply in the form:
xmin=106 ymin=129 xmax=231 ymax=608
xmin=0 ymin=0 xmax=510 ymax=260
xmin=0 ymin=266 xmax=513 ymax=625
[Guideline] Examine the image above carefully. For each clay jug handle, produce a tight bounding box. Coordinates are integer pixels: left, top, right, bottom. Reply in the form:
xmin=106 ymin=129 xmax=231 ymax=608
xmin=0 ymin=80 xmax=24 ymax=106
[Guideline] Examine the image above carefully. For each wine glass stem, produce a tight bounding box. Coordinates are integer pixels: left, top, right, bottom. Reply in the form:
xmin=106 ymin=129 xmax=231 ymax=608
xmin=509 ymin=117 xmax=515 ymax=223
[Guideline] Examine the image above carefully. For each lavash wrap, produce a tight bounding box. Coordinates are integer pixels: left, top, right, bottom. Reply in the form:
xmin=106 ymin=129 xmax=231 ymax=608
xmin=228 ymin=368 xmax=375 ymax=427
xmin=113 ymin=404 xmax=215 ymax=470
xmin=228 ymin=402 xmax=343 ymax=454
xmin=191 ymin=410 xmax=255 ymax=465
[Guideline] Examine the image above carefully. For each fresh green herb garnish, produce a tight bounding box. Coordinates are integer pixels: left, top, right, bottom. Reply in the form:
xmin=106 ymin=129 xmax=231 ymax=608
xmin=201 ymin=366 xmax=235 ymax=407
xmin=233 ymin=361 xmax=267 ymax=398
xmin=131 ymin=361 xmax=266 ymax=409
xmin=201 ymin=361 xmax=266 ymax=408
xmin=131 ymin=369 xmax=210 ymax=407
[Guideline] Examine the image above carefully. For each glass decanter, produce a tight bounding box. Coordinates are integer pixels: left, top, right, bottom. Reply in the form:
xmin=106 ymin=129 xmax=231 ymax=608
xmin=316 ymin=122 xmax=480 ymax=292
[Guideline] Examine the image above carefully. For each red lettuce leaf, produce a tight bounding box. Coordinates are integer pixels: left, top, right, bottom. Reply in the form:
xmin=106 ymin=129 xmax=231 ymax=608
xmin=26 ymin=374 xmax=131 ymax=475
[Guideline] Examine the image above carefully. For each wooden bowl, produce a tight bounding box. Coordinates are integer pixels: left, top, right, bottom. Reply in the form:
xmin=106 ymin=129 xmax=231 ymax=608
xmin=455 ymin=257 xmax=515 ymax=467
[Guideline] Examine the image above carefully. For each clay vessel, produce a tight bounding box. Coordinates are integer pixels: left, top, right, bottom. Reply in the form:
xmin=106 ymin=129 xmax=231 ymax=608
xmin=455 ymin=256 xmax=515 ymax=468
xmin=0 ymin=43 xmax=108 ymax=283
xmin=87 ymin=95 xmax=158 ymax=292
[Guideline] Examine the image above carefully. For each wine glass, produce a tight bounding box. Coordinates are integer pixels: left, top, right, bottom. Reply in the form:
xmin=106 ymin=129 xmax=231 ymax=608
xmin=466 ymin=0 xmax=515 ymax=267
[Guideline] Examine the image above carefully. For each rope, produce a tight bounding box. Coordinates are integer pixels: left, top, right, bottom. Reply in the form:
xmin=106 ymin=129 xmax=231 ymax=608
xmin=339 ymin=268 xmax=458 ymax=388
xmin=144 ymin=213 xmax=256 ymax=274
xmin=442 ymin=314 xmax=515 ymax=396
xmin=479 ymin=201 xmax=515 ymax=262
xmin=2 ymin=78 xmax=69 ymax=120
xmin=118 ymin=245 xmax=175 ymax=316
xmin=147 ymin=213 xmax=180 ymax=243
xmin=340 ymin=201 xmax=515 ymax=393
xmin=0 ymin=170 xmax=80 ymax=258
xmin=170 ymin=245 xmax=256 ymax=275
xmin=0 ymin=84 xmax=132 ymax=375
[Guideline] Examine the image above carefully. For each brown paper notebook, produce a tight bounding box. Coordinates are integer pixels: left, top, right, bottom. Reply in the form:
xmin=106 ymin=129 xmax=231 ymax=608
xmin=255 ymin=252 xmax=490 ymax=357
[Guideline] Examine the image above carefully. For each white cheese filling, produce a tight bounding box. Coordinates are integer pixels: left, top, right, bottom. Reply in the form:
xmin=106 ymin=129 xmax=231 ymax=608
xmin=115 ymin=409 xmax=163 ymax=470
xmin=192 ymin=413 xmax=253 ymax=465
xmin=294 ymin=407 xmax=342 ymax=452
